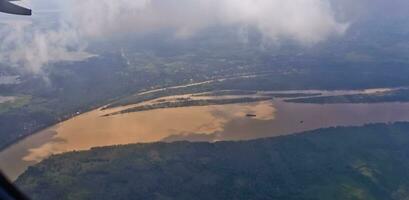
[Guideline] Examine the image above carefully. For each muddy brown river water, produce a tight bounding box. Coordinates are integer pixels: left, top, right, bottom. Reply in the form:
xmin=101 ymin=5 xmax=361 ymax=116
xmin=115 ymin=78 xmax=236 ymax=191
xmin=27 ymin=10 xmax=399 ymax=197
xmin=2 ymin=88 xmax=409 ymax=180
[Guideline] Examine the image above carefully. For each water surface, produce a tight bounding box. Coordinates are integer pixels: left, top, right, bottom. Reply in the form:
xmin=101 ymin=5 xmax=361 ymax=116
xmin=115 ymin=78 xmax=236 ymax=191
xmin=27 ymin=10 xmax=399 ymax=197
xmin=2 ymin=89 xmax=409 ymax=180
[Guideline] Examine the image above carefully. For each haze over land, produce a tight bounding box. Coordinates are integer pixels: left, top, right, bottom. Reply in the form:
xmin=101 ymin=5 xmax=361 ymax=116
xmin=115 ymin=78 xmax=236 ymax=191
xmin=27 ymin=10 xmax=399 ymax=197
xmin=2 ymin=1 xmax=409 ymax=199
xmin=1 ymin=0 xmax=408 ymax=74
xmin=1 ymin=0 xmax=409 ymax=154
xmin=0 ymin=0 xmax=353 ymax=73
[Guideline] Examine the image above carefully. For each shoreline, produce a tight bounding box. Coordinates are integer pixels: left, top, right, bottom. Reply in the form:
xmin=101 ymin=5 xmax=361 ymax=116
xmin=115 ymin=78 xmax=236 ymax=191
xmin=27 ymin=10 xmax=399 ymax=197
xmin=2 ymin=85 xmax=407 ymax=153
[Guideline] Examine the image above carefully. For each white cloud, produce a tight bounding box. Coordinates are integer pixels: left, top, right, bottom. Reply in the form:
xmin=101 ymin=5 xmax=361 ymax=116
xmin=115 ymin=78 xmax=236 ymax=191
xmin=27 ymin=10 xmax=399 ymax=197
xmin=0 ymin=0 xmax=347 ymax=73
xmin=0 ymin=19 xmax=94 ymax=73
xmin=66 ymin=0 xmax=347 ymax=42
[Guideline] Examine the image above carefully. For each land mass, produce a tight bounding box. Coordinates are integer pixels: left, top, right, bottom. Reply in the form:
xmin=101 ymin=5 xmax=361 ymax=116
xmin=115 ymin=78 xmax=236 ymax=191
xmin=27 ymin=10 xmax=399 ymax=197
xmin=287 ymin=88 xmax=409 ymax=104
xmin=104 ymin=97 xmax=272 ymax=116
xmin=16 ymin=122 xmax=409 ymax=200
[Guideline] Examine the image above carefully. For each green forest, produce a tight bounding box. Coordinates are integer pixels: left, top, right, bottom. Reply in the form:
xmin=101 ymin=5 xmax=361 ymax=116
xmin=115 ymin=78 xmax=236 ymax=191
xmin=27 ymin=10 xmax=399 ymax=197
xmin=16 ymin=123 xmax=409 ymax=200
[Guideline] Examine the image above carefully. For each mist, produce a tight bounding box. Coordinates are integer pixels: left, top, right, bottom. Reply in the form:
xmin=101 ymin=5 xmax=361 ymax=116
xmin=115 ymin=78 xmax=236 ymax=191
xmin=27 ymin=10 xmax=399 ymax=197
xmin=0 ymin=0 xmax=349 ymax=73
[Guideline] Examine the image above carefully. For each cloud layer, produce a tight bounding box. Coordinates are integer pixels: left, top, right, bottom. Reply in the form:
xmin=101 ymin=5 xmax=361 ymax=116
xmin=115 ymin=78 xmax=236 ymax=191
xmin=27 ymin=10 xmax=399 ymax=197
xmin=67 ymin=0 xmax=347 ymax=42
xmin=0 ymin=0 xmax=347 ymax=73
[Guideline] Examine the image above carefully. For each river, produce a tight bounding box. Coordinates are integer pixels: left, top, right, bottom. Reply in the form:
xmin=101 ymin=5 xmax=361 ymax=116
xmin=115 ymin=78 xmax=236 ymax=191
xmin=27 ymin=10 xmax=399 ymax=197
xmin=2 ymin=88 xmax=409 ymax=180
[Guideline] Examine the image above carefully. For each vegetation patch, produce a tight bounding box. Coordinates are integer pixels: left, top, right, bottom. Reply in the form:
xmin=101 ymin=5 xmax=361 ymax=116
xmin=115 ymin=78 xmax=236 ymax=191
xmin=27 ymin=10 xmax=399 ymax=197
xmin=0 ymin=95 xmax=31 ymax=114
xmin=16 ymin=123 xmax=409 ymax=200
